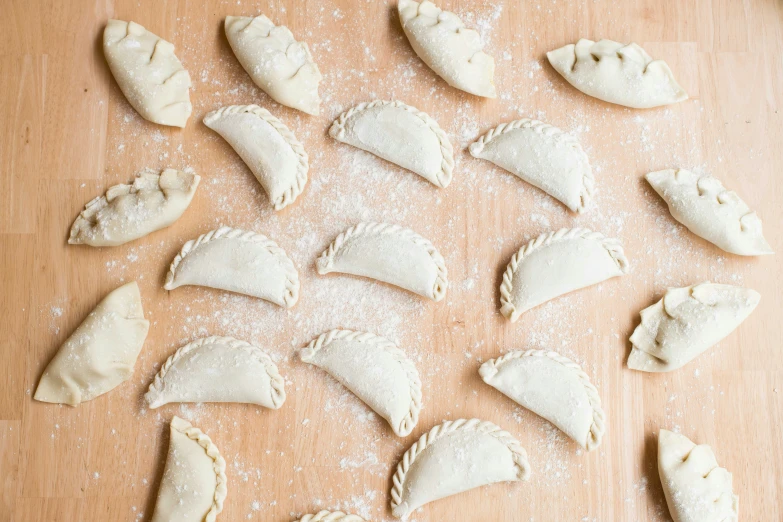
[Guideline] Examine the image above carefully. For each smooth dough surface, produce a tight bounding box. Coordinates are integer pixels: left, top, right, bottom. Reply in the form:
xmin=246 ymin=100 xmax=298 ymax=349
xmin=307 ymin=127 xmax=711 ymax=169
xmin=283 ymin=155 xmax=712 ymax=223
xmin=479 ymin=350 xmax=605 ymax=450
xmin=69 ymin=169 xmax=199 ymax=247
xmin=34 ymin=282 xmax=149 ymax=406
xmin=103 ymin=20 xmax=192 ymax=127
xmin=225 ymin=15 xmax=321 ymax=115
xmin=316 ymin=222 xmax=448 ymax=301
xmin=647 ymin=168 xmax=772 ymax=256
xmin=151 ymin=416 xmax=227 ymax=522
xmin=145 ymin=336 xmax=286 ymax=409
xmin=398 ymin=0 xmax=495 ymax=97
xmin=301 ymin=330 xmax=422 ymax=437
xmin=628 ymin=283 xmax=760 ymax=372
xmin=547 ymin=39 xmax=688 ymax=109
xmin=470 ymin=118 xmax=594 ymax=212
xmin=294 ymin=511 xmax=365 ymax=522
xmin=164 ymin=226 xmax=299 ymax=308
xmin=329 ymin=100 xmax=453 ymax=187
xmin=658 ymin=430 xmax=738 ymax=522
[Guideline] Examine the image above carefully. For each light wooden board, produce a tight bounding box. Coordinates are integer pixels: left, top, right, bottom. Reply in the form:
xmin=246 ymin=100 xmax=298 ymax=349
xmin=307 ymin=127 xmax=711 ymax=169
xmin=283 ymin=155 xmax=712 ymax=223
xmin=1 ymin=0 xmax=782 ymax=520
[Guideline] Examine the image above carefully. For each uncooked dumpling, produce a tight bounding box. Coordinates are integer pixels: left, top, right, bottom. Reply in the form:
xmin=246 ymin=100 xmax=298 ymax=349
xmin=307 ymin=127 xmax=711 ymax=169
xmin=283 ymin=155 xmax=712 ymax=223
xmin=294 ymin=511 xmax=365 ymax=522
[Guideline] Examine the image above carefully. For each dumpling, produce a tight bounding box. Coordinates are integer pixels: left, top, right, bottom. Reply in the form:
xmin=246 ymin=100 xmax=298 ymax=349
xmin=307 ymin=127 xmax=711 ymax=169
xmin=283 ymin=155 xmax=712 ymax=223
xmin=68 ymin=168 xmax=200 ymax=247
xmin=500 ymin=228 xmax=629 ymax=321
xmin=301 ymin=329 xmax=421 ymax=437
xmin=398 ymin=0 xmax=495 ymax=98
xmin=479 ymin=350 xmax=605 ymax=450
xmin=547 ymin=39 xmax=688 ymax=109
xmin=294 ymin=511 xmax=365 ymax=522
xmin=103 ymin=20 xmax=192 ymax=127
xmin=628 ymin=283 xmax=760 ymax=372
xmin=329 ymin=100 xmax=453 ymax=188
xmin=390 ymin=418 xmax=530 ymax=518
xmin=316 ymin=222 xmax=448 ymax=301
xmin=151 ymin=416 xmax=227 ymax=522
xmin=658 ymin=429 xmax=738 ymax=522
xmin=34 ymin=282 xmax=149 ymax=406
xmin=164 ymin=226 xmax=299 ymax=308
xmin=646 ymin=169 xmax=773 ymax=256
xmin=225 ymin=15 xmax=321 ymax=115
xmin=204 ymin=104 xmax=308 ymax=210
xmin=145 ymin=336 xmax=286 ymax=409
xmin=470 ymin=118 xmax=594 ymax=212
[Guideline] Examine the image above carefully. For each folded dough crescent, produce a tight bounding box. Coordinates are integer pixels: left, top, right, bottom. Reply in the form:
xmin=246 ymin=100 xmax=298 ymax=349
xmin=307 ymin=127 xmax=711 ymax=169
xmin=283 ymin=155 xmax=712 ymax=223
xmin=294 ymin=511 xmax=365 ymax=522
xmin=34 ymin=282 xmax=150 ymax=406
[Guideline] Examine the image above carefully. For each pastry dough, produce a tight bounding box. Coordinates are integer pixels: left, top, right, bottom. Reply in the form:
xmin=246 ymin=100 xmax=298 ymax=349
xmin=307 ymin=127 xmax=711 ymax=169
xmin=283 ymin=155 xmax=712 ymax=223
xmin=658 ymin=429 xmax=739 ymax=522
xmin=151 ymin=416 xmax=227 ymax=522
xmin=301 ymin=330 xmax=421 ymax=437
xmin=628 ymin=283 xmax=760 ymax=372
xmin=294 ymin=511 xmax=365 ymax=522
xmin=470 ymin=118 xmax=594 ymax=212
xmin=398 ymin=1 xmax=496 ymax=98
xmin=390 ymin=418 xmax=530 ymax=518
xmin=145 ymin=336 xmax=286 ymax=409
xmin=316 ymin=222 xmax=448 ymax=301
xmin=34 ymin=282 xmax=149 ymax=406
xmin=500 ymin=228 xmax=629 ymax=321
xmin=204 ymin=104 xmax=308 ymax=210
xmin=103 ymin=20 xmax=192 ymax=127
xmin=164 ymin=226 xmax=299 ymax=308
xmin=646 ymin=169 xmax=773 ymax=256
xmin=68 ymin=169 xmax=200 ymax=247
xmin=547 ymin=39 xmax=688 ymax=109
xmin=225 ymin=16 xmax=321 ymax=115
xmin=479 ymin=350 xmax=605 ymax=451
xmin=329 ymin=100 xmax=453 ymax=188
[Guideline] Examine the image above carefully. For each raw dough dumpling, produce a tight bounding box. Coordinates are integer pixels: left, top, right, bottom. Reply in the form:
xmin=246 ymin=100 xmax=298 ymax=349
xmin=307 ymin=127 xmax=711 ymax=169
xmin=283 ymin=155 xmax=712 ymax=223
xmin=317 ymin=222 xmax=448 ymax=301
xmin=225 ymin=15 xmax=321 ymax=115
xmin=204 ymin=104 xmax=308 ymax=210
xmin=103 ymin=20 xmax=192 ymax=127
xmin=145 ymin=336 xmax=286 ymax=409
xmin=301 ymin=330 xmax=422 ymax=437
xmin=628 ymin=283 xmax=760 ymax=372
xmin=479 ymin=350 xmax=605 ymax=450
xmin=500 ymin=228 xmax=629 ymax=321
xmin=69 ymin=168 xmax=200 ymax=247
xmin=294 ymin=511 xmax=365 ymax=522
xmin=164 ymin=226 xmax=299 ymax=308
xmin=658 ymin=429 xmax=739 ymax=522
xmin=390 ymin=418 xmax=530 ymax=518
xmin=151 ymin=416 xmax=227 ymax=522
xmin=329 ymin=100 xmax=454 ymax=188
xmin=547 ymin=39 xmax=688 ymax=109
xmin=34 ymin=282 xmax=149 ymax=406
xmin=647 ymin=169 xmax=773 ymax=256
xmin=470 ymin=118 xmax=594 ymax=212
xmin=398 ymin=0 xmax=495 ymax=98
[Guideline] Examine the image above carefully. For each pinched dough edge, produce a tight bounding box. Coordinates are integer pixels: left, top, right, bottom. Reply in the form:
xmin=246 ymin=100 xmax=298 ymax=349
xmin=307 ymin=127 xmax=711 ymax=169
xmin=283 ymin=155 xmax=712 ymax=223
xmin=295 ymin=510 xmax=366 ymax=522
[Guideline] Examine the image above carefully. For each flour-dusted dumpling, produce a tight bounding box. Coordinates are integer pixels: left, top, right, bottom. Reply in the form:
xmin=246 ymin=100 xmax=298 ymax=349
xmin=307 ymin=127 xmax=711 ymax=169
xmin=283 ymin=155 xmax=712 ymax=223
xmin=145 ymin=336 xmax=286 ymax=409
xmin=547 ymin=39 xmax=688 ymax=109
xmin=164 ymin=226 xmax=299 ymax=308
xmin=329 ymin=100 xmax=454 ymax=188
xmin=470 ymin=118 xmax=594 ymax=212
xmin=390 ymin=418 xmax=530 ymax=518
xmin=34 ymin=282 xmax=149 ymax=406
xmin=301 ymin=330 xmax=421 ymax=437
xmin=628 ymin=283 xmax=760 ymax=372
xmin=398 ymin=0 xmax=495 ymax=98
xmin=225 ymin=16 xmax=321 ymax=115
xmin=500 ymin=228 xmax=629 ymax=322
xmin=103 ymin=20 xmax=192 ymax=127
xmin=68 ymin=169 xmax=200 ymax=247
xmin=294 ymin=511 xmax=365 ymax=522
xmin=647 ymin=169 xmax=773 ymax=256
xmin=479 ymin=350 xmax=605 ymax=451
xmin=658 ymin=430 xmax=739 ymax=522
xmin=317 ymin=222 xmax=448 ymax=301
xmin=204 ymin=105 xmax=308 ymax=210
xmin=151 ymin=416 xmax=227 ymax=522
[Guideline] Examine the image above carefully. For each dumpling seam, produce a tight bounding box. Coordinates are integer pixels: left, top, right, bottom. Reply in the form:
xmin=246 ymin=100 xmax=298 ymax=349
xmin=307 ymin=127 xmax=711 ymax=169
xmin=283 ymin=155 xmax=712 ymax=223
xmin=295 ymin=510 xmax=365 ymax=522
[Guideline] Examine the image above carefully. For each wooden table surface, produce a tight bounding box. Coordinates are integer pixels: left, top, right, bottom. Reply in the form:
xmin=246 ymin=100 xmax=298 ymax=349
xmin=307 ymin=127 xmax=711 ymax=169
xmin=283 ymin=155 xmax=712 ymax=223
xmin=2 ymin=0 xmax=782 ymax=520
